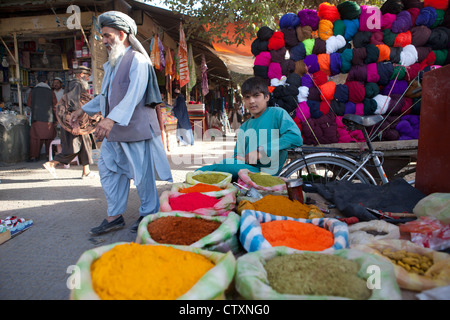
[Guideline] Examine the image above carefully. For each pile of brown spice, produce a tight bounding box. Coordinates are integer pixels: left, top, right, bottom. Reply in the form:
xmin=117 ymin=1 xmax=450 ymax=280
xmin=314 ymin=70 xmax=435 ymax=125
xmin=147 ymin=216 xmax=221 ymax=245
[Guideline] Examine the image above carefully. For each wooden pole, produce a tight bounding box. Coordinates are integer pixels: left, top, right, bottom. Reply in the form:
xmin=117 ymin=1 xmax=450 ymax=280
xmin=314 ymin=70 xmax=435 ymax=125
xmin=13 ymin=33 xmax=23 ymax=115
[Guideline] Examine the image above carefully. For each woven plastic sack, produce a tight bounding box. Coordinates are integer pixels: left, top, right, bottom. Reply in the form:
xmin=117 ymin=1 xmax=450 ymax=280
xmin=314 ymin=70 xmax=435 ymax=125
xmin=71 ymin=242 xmax=236 ymax=300
xmin=159 ymin=190 xmax=236 ymax=216
xmin=413 ymin=193 xmax=450 ymax=224
xmin=135 ymin=211 xmax=241 ymax=254
xmin=235 ymin=246 xmax=402 ymax=300
xmin=348 ymin=220 xmax=400 ymax=246
xmin=170 ymin=182 xmax=239 ymax=198
xmin=237 ymin=169 xmax=287 ymax=192
xmin=186 ymin=171 xmax=232 ymax=188
xmin=239 ymin=210 xmax=349 ymax=252
xmin=353 ymin=239 xmax=450 ymax=292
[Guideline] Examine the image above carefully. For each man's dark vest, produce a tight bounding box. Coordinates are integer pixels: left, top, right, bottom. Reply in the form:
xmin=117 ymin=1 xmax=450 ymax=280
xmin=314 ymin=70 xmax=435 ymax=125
xmin=107 ymin=49 xmax=161 ymax=142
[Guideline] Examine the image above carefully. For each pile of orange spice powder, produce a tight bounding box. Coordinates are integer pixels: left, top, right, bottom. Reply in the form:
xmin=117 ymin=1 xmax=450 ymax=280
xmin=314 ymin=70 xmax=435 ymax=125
xmin=178 ymin=183 xmax=222 ymax=193
xmin=261 ymin=220 xmax=334 ymax=251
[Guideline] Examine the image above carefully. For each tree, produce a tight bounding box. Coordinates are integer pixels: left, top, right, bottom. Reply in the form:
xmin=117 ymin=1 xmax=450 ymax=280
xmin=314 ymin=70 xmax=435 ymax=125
xmin=150 ymin=0 xmax=385 ymax=46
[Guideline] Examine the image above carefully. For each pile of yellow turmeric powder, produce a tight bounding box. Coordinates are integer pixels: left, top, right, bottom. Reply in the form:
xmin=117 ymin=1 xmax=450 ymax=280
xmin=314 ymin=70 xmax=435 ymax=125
xmin=90 ymin=243 xmax=214 ymax=300
xmin=238 ymin=194 xmax=323 ymax=219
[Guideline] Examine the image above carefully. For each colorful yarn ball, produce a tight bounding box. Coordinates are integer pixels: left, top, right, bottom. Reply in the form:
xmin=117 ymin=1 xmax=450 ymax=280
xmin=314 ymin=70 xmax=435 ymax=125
xmin=318 ymin=19 xmax=334 ymax=40
xmin=303 ymin=38 xmax=315 ymax=56
xmin=318 ymin=2 xmax=341 ymax=22
xmin=257 ymin=26 xmax=275 ymax=41
xmin=424 ymin=0 xmax=449 ymax=10
xmin=346 ymin=81 xmax=366 ymax=103
xmin=337 ymin=1 xmax=361 ymax=20
xmin=343 ymin=19 xmax=360 ymax=40
xmin=382 ymin=13 xmax=397 ymax=29
xmin=326 ymin=35 xmax=347 ymax=54
xmin=392 ymin=10 xmax=413 ymax=33
xmin=400 ymin=44 xmax=418 ymax=66
xmin=296 ymin=25 xmax=313 ymax=42
xmin=290 ymin=43 xmax=307 ymax=61
xmin=268 ymin=31 xmax=285 ymax=51
xmin=366 ymin=63 xmax=381 ymax=82
xmin=268 ymin=62 xmax=283 ymax=80
xmin=304 ymin=54 xmax=320 ymax=73
xmin=380 ymin=0 xmax=405 ymax=15
xmin=394 ymin=30 xmax=412 ymax=47
xmin=416 ymin=7 xmax=437 ymax=27
xmin=254 ymin=52 xmax=271 ymax=66
xmin=297 ymin=9 xmax=320 ymax=30
xmin=279 ymin=13 xmax=301 ymax=29
xmin=360 ymin=5 xmax=382 ymax=32
xmin=376 ymin=44 xmax=391 ymax=62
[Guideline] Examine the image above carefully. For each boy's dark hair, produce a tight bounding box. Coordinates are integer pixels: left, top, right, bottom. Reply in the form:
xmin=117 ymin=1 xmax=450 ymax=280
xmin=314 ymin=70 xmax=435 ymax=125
xmin=241 ymin=77 xmax=269 ymax=97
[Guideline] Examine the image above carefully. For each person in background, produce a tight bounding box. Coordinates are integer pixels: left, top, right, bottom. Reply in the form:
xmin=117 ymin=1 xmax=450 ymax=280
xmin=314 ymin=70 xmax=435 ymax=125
xmin=43 ymin=67 xmax=98 ymax=179
xmin=172 ymin=87 xmax=194 ymax=146
xmin=52 ymin=77 xmax=64 ymax=104
xmin=27 ymin=74 xmax=57 ymax=162
xmin=69 ymin=11 xmax=172 ymax=235
xmin=228 ymin=102 xmax=243 ymax=132
xmin=196 ymin=76 xmax=303 ymax=181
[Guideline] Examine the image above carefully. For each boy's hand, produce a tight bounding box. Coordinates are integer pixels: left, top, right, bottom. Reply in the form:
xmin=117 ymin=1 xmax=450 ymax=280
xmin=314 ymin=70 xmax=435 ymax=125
xmin=245 ymin=150 xmax=260 ymax=165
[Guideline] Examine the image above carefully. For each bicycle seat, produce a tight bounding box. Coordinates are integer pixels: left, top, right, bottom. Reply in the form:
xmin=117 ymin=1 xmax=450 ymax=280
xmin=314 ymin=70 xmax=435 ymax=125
xmin=342 ymin=114 xmax=383 ymax=129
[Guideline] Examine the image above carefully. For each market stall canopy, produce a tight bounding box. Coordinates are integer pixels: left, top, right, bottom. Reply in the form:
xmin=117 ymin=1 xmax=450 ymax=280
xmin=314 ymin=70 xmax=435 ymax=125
xmin=127 ymin=0 xmax=256 ymax=80
xmin=206 ymin=23 xmax=255 ymax=75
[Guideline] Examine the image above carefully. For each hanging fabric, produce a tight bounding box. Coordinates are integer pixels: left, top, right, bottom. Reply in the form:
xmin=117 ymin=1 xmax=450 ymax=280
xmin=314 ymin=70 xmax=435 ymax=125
xmin=201 ymin=54 xmax=209 ymax=96
xmin=178 ymin=22 xmax=190 ymax=88
xmin=165 ymin=48 xmax=173 ymax=77
xmin=150 ymin=35 xmax=161 ymax=70
xmin=188 ymin=43 xmax=196 ymax=92
xmin=158 ymin=36 xmax=165 ymax=70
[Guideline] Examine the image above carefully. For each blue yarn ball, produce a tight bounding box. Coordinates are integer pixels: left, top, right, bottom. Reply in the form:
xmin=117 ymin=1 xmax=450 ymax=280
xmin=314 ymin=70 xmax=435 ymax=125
xmin=343 ymin=19 xmax=360 ymax=41
xmin=416 ymin=7 xmax=437 ymax=28
xmin=289 ymin=43 xmax=306 ymax=61
xmin=279 ymin=13 xmax=301 ymax=29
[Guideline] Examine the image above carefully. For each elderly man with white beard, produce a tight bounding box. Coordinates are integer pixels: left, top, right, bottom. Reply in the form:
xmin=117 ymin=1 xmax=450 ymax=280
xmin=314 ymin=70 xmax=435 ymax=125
xmin=70 ymin=11 xmax=172 ymax=235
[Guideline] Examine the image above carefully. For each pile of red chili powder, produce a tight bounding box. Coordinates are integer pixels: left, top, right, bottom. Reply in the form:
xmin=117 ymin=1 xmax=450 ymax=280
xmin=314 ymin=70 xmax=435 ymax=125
xmin=169 ymin=193 xmax=220 ymax=211
xmin=147 ymin=216 xmax=221 ymax=245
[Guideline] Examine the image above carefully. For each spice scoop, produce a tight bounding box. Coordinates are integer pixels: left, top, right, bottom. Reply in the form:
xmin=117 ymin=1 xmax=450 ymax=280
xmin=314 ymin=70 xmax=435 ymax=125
xmin=233 ymin=182 xmax=263 ymax=200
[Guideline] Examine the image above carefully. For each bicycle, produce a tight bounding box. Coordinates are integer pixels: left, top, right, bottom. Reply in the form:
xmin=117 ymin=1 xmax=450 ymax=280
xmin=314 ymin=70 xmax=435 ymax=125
xmin=278 ymin=113 xmax=416 ymax=185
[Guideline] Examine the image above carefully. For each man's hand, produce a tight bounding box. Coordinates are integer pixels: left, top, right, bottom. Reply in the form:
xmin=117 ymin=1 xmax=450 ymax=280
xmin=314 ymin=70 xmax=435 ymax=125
xmin=94 ymin=118 xmax=115 ymax=141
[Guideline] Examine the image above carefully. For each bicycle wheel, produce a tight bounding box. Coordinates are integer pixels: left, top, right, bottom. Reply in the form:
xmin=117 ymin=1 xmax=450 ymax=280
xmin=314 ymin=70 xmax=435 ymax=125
xmin=280 ymin=156 xmax=374 ymax=184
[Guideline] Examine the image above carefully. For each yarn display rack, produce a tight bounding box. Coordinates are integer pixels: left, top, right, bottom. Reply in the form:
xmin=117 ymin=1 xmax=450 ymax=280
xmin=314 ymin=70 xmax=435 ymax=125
xmin=252 ymin=0 xmax=449 ymax=146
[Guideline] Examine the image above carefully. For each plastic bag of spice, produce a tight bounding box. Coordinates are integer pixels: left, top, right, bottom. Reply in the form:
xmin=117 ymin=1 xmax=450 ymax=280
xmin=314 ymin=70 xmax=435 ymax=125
xmin=348 ymin=220 xmax=400 ymax=246
xmin=186 ymin=171 xmax=232 ymax=188
xmin=237 ymin=169 xmax=287 ymax=193
xmin=171 ymin=182 xmax=239 ymax=198
xmin=70 ymin=242 xmax=236 ymax=300
xmin=159 ymin=190 xmax=236 ymax=216
xmin=234 ymin=246 xmax=401 ymax=300
xmin=239 ymin=210 xmax=349 ymax=252
xmin=135 ymin=211 xmax=241 ymax=254
xmin=353 ymin=239 xmax=450 ymax=292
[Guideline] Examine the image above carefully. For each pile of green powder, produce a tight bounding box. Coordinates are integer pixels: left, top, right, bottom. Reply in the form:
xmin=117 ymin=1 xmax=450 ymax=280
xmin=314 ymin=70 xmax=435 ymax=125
xmin=265 ymin=253 xmax=372 ymax=300
xmin=249 ymin=173 xmax=284 ymax=187
xmin=193 ymin=173 xmax=228 ymax=184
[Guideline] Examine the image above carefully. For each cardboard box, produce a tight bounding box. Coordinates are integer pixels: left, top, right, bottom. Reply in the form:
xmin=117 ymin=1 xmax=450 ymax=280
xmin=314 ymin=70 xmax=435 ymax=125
xmin=0 ymin=230 xmax=11 ymax=245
